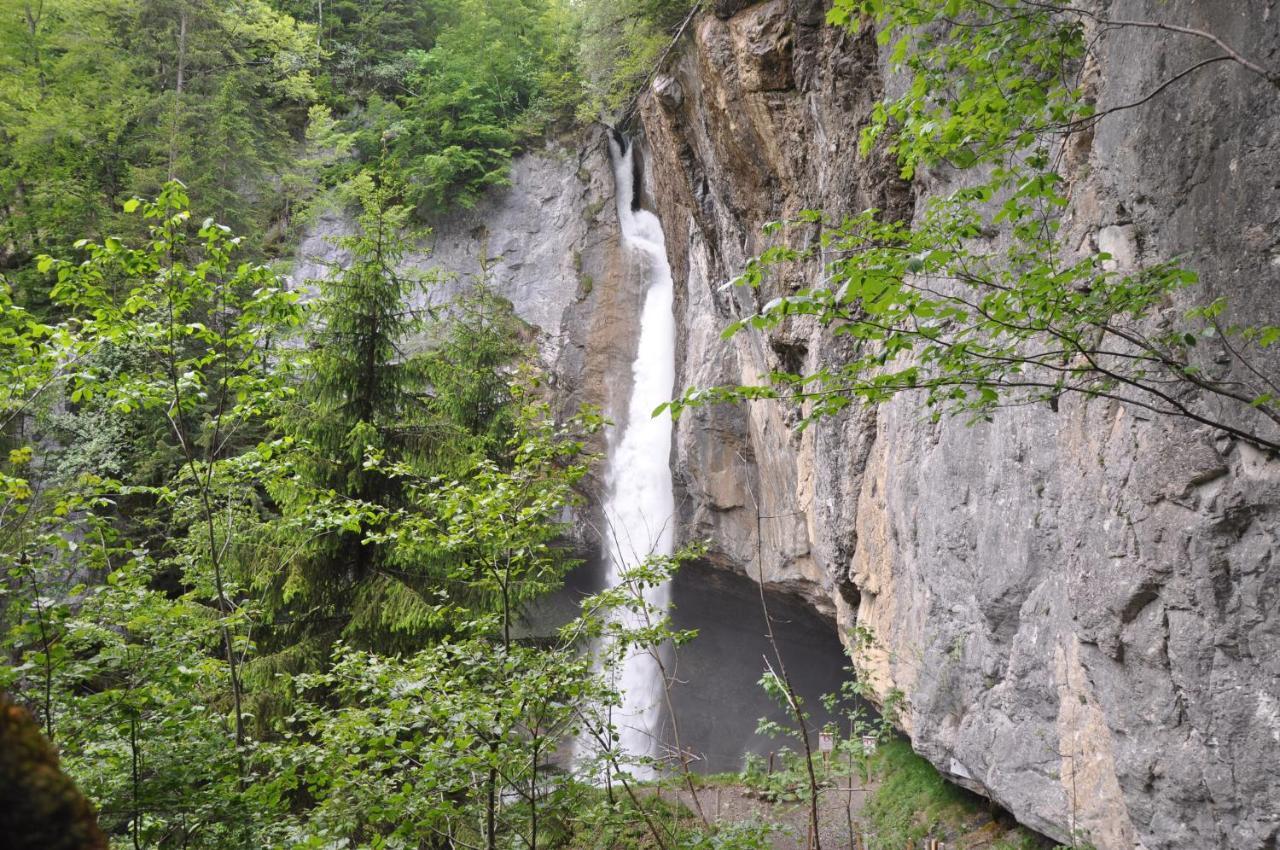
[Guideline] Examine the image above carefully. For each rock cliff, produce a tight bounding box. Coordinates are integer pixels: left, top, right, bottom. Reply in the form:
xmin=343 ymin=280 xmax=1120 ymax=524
xmin=289 ymin=136 xmax=650 ymax=514
xmin=634 ymin=1 xmax=1280 ymax=849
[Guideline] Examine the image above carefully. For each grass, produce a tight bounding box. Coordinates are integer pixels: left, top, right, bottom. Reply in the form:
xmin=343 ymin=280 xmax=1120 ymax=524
xmin=678 ymin=771 xmax=744 ymax=789
xmin=862 ymin=740 xmax=1051 ymax=850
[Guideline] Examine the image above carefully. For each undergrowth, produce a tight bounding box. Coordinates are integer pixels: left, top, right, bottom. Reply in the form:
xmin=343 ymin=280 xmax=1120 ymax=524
xmin=862 ymin=740 xmax=1052 ymax=850
xmin=565 ymin=790 xmax=687 ymax=850
xmin=564 ymin=786 xmax=778 ymax=850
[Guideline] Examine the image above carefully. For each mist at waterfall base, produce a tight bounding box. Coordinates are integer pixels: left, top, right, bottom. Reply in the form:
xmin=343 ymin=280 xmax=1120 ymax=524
xmin=533 ymin=559 xmax=861 ymax=775
xmin=529 ymin=133 xmax=863 ymax=777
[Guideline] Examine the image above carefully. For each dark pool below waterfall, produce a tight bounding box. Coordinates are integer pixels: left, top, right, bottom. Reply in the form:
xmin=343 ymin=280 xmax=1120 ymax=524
xmin=520 ymin=558 xmax=866 ymax=775
xmin=666 ymin=560 xmax=864 ymax=773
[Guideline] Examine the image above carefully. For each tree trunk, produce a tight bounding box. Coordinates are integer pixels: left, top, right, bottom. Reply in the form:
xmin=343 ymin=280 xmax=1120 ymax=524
xmin=168 ymin=7 xmax=189 ymax=180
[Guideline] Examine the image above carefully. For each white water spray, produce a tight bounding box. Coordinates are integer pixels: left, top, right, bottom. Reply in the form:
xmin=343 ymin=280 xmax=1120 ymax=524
xmin=597 ymin=133 xmax=677 ymax=777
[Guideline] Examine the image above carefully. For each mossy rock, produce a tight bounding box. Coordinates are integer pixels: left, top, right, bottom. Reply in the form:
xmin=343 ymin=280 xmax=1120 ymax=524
xmin=0 ymin=693 xmax=107 ymax=850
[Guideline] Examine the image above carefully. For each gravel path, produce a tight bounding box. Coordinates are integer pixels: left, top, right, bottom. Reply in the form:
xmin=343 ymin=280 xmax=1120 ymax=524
xmin=661 ymin=781 xmax=873 ymax=849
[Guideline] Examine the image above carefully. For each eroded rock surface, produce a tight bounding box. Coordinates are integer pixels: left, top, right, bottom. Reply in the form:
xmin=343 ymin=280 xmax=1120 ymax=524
xmin=634 ymin=1 xmax=1280 ymax=848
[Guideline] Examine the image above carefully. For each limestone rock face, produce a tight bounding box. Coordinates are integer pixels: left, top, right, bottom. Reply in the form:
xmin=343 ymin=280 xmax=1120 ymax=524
xmin=633 ymin=1 xmax=1280 ymax=848
xmin=291 ymin=134 xmax=631 ymax=419
xmin=639 ymin=0 xmax=908 ymax=613
xmin=290 ymin=130 xmax=644 ymax=539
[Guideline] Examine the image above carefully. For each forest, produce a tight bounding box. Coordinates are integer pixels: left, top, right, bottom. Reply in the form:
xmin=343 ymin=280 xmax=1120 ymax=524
xmin=3 ymin=1 xmax=1278 ymax=849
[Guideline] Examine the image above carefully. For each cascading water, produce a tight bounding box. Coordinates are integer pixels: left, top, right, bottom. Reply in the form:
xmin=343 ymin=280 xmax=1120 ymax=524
xmin=549 ymin=133 xmax=859 ymax=779
xmin=594 ymin=132 xmax=677 ymax=777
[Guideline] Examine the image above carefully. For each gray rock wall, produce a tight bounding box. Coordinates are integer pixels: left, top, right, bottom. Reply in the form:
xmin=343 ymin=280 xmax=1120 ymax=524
xmin=289 ymin=136 xmax=631 ymax=416
xmin=288 ymin=132 xmax=655 ymax=510
xmin=635 ymin=1 xmax=1280 ymax=848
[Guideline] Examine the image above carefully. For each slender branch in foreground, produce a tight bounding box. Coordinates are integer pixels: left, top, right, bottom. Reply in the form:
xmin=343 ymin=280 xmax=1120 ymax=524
xmin=743 ymin=460 xmax=823 ymax=850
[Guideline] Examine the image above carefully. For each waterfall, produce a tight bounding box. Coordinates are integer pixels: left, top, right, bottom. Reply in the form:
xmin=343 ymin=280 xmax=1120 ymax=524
xmin=596 ymin=132 xmax=677 ymax=777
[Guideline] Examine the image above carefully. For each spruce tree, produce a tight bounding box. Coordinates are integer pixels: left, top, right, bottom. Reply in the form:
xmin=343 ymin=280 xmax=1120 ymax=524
xmin=253 ymin=172 xmax=525 ymax=681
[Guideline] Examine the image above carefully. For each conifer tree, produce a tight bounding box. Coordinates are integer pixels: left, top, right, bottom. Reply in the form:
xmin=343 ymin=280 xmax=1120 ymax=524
xmin=254 ymin=173 xmax=429 ymax=671
xmin=254 ymin=172 xmax=525 ymax=680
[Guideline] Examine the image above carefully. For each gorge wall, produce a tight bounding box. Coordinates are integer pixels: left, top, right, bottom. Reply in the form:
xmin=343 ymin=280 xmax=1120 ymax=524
xmin=292 ymin=2 xmax=1280 ymax=847
xmin=635 ymin=2 xmax=1280 ymax=848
